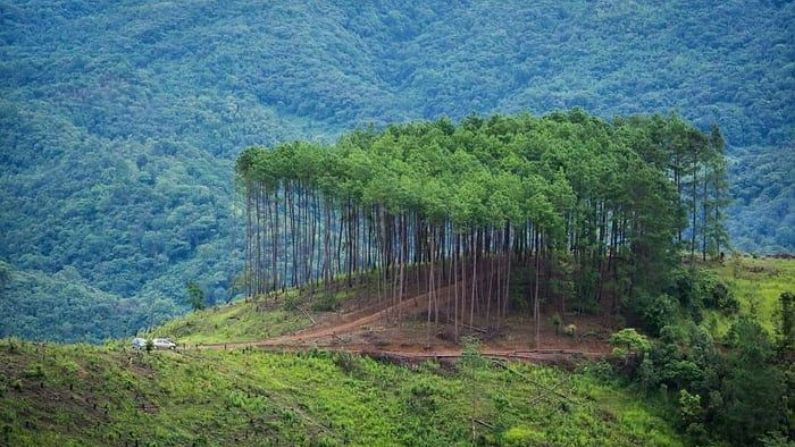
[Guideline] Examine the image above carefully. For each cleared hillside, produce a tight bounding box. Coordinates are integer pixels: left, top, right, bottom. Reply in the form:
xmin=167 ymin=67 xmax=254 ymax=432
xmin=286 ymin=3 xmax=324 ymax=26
xmin=4 ymin=256 xmax=792 ymax=446
xmin=0 ymin=339 xmax=684 ymax=447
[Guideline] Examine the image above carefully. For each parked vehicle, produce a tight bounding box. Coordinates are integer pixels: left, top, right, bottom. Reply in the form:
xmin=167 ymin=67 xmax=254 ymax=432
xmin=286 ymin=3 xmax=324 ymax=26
xmin=152 ymin=338 xmax=177 ymax=350
xmin=132 ymin=337 xmax=147 ymax=349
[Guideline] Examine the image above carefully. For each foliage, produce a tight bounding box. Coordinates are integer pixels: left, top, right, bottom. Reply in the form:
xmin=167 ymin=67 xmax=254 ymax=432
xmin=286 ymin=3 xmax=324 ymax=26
xmin=677 ymin=389 xmax=706 ymax=442
xmin=632 ymin=293 xmax=679 ymax=337
xmin=0 ymin=0 xmax=792 ymax=341
xmin=185 ymin=281 xmax=206 ymax=311
xmin=239 ymin=112 xmax=726 ymax=327
xmin=610 ymin=328 xmax=651 ymax=359
xmin=778 ymin=292 xmax=795 ymax=352
xmin=718 ymin=318 xmax=788 ymax=446
xmin=0 ymin=261 xmax=177 ymax=343
xmin=0 ymin=339 xmax=685 ymax=446
xmin=729 ymin=145 xmax=795 ymax=254
xmin=706 ymin=256 xmax=795 ymax=336
xmin=636 ymin=256 xmax=795 ymax=445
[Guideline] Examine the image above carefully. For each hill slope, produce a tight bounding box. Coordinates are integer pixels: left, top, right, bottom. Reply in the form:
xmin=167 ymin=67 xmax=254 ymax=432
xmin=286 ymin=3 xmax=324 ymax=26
xmin=3 ymin=257 xmax=792 ymax=446
xmin=0 ymin=0 xmax=793 ymax=341
xmin=0 ymin=339 xmax=683 ymax=446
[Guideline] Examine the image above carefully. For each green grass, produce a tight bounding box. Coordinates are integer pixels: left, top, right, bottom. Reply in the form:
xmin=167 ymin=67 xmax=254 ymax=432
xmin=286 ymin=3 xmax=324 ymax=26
xmin=150 ymin=298 xmax=311 ymax=345
xmin=0 ymin=339 xmax=685 ymax=447
xmin=149 ymin=286 xmax=361 ymax=345
xmin=704 ymin=255 xmax=795 ymax=337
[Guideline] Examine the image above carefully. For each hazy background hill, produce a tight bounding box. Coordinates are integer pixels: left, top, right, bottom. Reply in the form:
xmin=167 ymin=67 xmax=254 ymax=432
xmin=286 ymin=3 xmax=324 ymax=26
xmin=1 ymin=0 xmax=792 ymax=342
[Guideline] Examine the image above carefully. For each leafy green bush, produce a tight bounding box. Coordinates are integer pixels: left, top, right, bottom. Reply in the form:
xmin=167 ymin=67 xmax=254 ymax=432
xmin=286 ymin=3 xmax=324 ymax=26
xmin=22 ymin=364 xmax=45 ymax=380
xmin=332 ymin=351 xmax=359 ymax=375
xmin=609 ymin=328 xmax=651 ymax=359
xmin=406 ymin=381 xmax=443 ymax=414
xmin=282 ymin=295 xmax=300 ymax=312
xmin=502 ymin=426 xmax=548 ymax=446
xmin=706 ymin=281 xmax=739 ymax=314
xmin=633 ymin=293 xmax=678 ymax=336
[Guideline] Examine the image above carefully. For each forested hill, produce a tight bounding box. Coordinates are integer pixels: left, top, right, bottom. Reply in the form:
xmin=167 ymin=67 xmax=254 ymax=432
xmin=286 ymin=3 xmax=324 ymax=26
xmin=1 ymin=0 xmax=793 ymax=342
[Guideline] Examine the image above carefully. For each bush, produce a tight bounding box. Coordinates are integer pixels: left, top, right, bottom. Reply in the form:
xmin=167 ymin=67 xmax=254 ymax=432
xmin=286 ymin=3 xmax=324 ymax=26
xmin=332 ymin=351 xmax=358 ymax=375
xmin=406 ymin=381 xmax=443 ymax=414
xmin=609 ymin=328 xmax=651 ymax=359
xmin=633 ymin=293 xmax=678 ymax=336
xmin=679 ymin=389 xmax=707 ymax=442
xmin=23 ymin=363 xmax=45 ymax=380
xmin=460 ymin=336 xmax=488 ymax=370
xmin=283 ymin=295 xmax=300 ymax=312
xmin=705 ymin=281 xmax=739 ymax=314
xmin=502 ymin=426 xmax=548 ymax=446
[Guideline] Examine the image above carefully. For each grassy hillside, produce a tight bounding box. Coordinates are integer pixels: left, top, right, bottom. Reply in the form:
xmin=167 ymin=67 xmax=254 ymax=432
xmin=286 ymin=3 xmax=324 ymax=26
xmin=1 ymin=0 xmax=793 ymax=342
xmin=150 ymin=299 xmax=311 ymax=345
xmin=704 ymin=255 xmax=795 ymax=337
xmin=2 ymin=258 xmax=792 ymax=446
xmin=0 ymin=339 xmax=684 ymax=447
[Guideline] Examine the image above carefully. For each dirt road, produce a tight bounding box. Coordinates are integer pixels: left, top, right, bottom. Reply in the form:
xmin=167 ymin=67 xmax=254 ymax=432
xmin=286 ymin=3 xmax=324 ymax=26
xmin=199 ymin=278 xmax=609 ymax=364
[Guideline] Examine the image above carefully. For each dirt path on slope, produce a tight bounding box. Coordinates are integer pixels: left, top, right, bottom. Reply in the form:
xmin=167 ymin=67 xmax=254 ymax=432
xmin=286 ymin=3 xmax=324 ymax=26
xmin=204 ymin=281 xmax=461 ymax=350
xmin=198 ymin=276 xmax=610 ymax=363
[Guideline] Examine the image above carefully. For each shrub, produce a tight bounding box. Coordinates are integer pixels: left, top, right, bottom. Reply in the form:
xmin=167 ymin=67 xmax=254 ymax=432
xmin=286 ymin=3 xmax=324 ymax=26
xmin=609 ymin=328 xmax=651 ymax=359
xmin=705 ymin=281 xmax=739 ymax=314
xmin=406 ymin=381 xmax=442 ymax=414
xmin=634 ymin=293 xmax=678 ymax=336
xmin=778 ymin=292 xmax=794 ymax=352
xmin=23 ymin=363 xmax=45 ymax=380
xmin=502 ymin=426 xmax=548 ymax=446
xmin=563 ymin=324 xmax=577 ymax=337
xmin=678 ymin=389 xmax=707 ymax=442
xmin=332 ymin=351 xmax=358 ymax=375
xmin=460 ymin=336 xmax=488 ymax=370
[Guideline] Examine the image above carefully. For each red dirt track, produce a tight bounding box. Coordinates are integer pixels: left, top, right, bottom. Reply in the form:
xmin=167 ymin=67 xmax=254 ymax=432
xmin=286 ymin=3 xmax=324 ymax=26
xmin=200 ymin=279 xmax=612 ymax=364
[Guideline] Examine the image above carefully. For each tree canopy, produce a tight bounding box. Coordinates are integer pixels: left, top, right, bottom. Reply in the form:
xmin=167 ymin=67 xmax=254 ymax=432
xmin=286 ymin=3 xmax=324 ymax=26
xmin=237 ymin=111 xmax=728 ymax=340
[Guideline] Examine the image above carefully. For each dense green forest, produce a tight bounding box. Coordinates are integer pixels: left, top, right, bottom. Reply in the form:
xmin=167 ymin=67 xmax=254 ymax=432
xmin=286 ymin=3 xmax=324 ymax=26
xmin=1 ymin=0 xmax=793 ymax=342
xmin=729 ymin=145 xmax=795 ymax=252
xmin=237 ymin=112 xmax=729 ymax=338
